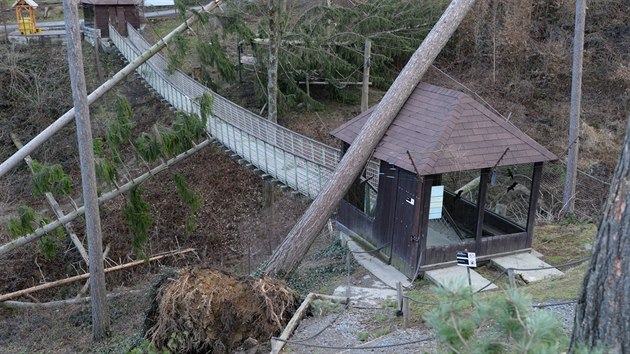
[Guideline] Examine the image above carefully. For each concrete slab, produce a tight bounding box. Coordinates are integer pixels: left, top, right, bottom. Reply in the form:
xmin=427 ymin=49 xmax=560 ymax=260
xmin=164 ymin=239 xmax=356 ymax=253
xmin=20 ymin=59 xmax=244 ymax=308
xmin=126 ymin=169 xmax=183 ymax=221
xmin=425 ymin=266 xmax=498 ymax=292
xmin=491 ymin=253 xmax=563 ymax=283
xmin=339 ymin=232 xmax=411 ymax=289
xmin=333 ymin=285 xmax=398 ymax=307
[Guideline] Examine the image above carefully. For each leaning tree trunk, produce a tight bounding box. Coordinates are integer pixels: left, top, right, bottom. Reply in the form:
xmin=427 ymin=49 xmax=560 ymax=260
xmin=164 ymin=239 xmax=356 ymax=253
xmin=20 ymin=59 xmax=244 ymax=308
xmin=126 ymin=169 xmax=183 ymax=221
xmin=569 ymin=117 xmax=630 ymax=353
xmin=263 ymin=0 xmax=477 ymax=278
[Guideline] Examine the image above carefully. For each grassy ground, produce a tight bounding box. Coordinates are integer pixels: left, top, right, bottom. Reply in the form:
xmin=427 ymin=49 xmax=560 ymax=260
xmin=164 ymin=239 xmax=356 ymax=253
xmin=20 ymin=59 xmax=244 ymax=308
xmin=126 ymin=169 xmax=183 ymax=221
xmin=405 ymin=223 xmax=597 ymax=325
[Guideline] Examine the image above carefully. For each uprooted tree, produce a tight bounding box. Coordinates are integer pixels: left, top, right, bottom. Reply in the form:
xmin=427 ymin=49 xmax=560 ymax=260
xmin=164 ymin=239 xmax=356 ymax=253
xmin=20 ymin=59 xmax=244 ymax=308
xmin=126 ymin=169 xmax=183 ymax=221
xmin=569 ymin=116 xmax=630 ymax=353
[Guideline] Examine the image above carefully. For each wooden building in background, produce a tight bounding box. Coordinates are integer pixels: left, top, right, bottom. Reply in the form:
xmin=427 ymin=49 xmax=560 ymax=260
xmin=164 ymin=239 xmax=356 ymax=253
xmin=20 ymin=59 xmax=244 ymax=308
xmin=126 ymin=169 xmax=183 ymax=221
xmin=331 ymin=82 xmax=557 ymax=278
xmin=81 ymin=0 xmax=142 ymax=37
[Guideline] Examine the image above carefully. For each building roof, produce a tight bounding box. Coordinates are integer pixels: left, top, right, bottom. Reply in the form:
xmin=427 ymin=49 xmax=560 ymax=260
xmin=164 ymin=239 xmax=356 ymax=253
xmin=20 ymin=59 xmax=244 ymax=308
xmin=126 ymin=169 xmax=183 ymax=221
xmin=81 ymin=0 xmax=142 ymax=5
xmin=331 ymin=83 xmax=557 ymax=176
xmin=12 ymin=0 xmax=38 ymax=8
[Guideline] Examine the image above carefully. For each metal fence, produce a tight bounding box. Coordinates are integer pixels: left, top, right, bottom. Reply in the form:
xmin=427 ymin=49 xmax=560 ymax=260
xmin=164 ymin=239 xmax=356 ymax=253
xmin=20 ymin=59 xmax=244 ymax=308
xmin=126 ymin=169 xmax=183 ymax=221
xmin=110 ymin=24 xmax=380 ymax=199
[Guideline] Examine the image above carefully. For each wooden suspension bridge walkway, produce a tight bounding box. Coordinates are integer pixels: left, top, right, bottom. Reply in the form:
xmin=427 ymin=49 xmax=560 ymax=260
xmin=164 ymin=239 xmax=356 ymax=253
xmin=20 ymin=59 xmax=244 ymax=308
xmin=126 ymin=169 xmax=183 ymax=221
xmin=109 ymin=24 xmax=380 ymax=199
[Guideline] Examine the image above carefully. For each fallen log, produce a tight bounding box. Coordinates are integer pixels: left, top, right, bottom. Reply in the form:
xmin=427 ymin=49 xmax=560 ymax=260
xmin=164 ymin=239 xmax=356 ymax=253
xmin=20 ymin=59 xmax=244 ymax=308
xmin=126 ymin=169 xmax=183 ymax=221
xmin=271 ymin=293 xmax=348 ymax=354
xmin=0 ymin=289 xmax=143 ymax=309
xmin=0 ymin=248 xmax=195 ymax=302
xmin=0 ymin=139 xmax=210 ymax=257
xmin=11 ymin=133 xmax=89 ymax=263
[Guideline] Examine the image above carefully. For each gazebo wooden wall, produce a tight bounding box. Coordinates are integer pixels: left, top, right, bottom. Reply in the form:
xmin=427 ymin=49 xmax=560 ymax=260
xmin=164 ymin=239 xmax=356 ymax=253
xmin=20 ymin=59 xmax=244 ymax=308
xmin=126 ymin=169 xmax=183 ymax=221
xmin=82 ymin=0 xmax=141 ymax=37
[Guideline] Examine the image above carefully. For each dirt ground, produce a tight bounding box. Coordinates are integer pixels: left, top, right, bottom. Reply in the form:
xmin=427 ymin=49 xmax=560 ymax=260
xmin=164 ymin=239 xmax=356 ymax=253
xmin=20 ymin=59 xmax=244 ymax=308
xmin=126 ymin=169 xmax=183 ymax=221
xmin=1 ymin=0 xmax=627 ymax=350
xmin=0 ymin=42 xmax=320 ymax=353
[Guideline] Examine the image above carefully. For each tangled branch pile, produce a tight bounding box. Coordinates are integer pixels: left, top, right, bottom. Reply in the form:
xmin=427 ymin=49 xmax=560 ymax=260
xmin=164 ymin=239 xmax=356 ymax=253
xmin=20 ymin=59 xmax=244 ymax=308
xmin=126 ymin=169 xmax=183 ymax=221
xmin=144 ymin=268 xmax=299 ymax=352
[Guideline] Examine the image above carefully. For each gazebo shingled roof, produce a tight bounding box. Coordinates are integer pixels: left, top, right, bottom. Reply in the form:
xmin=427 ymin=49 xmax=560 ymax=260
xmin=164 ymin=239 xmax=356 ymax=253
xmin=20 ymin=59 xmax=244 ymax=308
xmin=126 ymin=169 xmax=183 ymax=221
xmin=331 ymin=82 xmax=557 ymax=176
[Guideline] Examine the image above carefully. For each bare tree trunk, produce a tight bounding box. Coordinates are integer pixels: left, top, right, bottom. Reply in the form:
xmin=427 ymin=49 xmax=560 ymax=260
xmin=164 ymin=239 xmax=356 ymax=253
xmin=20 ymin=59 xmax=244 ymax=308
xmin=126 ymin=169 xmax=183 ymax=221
xmin=93 ymin=31 xmax=105 ymax=84
xmin=360 ymin=38 xmax=371 ymax=113
xmin=263 ymin=0 xmax=477 ymax=278
xmin=569 ymin=117 xmax=630 ymax=354
xmin=561 ymin=0 xmax=586 ymax=216
xmin=62 ymin=0 xmax=109 ymax=340
xmin=267 ymin=0 xmax=280 ymax=123
xmin=1 ymin=2 xmax=8 ymax=43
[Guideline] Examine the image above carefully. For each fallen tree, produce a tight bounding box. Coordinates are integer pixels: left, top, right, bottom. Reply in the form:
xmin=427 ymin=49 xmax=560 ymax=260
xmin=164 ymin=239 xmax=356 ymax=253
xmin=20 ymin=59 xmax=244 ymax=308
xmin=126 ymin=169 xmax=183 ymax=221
xmin=0 ymin=139 xmax=210 ymax=257
xmin=263 ymin=0 xmax=477 ymax=278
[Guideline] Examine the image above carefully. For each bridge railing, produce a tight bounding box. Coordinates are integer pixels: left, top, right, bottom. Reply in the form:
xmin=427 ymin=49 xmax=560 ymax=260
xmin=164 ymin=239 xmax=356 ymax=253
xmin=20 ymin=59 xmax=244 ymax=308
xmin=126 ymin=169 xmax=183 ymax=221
xmin=110 ymin=24 xmax=380 ymax=199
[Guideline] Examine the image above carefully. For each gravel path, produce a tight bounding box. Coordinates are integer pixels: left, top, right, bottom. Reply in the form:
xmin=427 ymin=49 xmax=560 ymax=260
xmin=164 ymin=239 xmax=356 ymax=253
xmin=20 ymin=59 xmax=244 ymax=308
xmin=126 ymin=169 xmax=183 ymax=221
xmin=283 ymin=306 xmax=437 ymax=353
xmin=535 ymin=301 xmax=578 ymax=334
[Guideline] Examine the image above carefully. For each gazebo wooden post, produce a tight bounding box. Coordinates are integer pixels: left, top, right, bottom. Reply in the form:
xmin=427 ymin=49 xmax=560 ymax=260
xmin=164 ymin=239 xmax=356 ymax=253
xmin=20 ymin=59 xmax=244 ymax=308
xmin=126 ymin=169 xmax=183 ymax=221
xmin=474 ymin=168 xmax=491 ymax=251
xmin=413 ymin=175 xmax=433 ymax=276
xmin=526 ymin=162 xmax=544 ymax=247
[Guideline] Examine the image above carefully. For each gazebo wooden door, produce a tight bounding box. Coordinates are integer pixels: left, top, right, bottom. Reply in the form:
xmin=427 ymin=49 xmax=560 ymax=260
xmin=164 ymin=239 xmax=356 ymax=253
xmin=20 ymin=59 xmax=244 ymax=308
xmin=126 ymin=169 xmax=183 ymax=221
xmin=390 ymin=169 xmax=420 ymax=277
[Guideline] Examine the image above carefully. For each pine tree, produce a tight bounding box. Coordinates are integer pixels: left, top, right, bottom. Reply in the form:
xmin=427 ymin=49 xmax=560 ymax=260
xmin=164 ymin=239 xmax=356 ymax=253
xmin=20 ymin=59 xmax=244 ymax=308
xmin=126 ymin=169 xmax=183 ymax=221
xmin=426 ymin=286 xmax=567 ymax=353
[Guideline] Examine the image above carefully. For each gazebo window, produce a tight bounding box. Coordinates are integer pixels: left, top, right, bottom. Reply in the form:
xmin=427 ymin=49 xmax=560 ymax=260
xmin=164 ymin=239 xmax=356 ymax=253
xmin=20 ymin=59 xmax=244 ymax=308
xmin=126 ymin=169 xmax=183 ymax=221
xmin=345 ymin=169 xmax=378 ymax=218
xmin=427 ymin=170 xmax=480 ymax=247
xmin=481 ymin=164 xmax=532 ymax=237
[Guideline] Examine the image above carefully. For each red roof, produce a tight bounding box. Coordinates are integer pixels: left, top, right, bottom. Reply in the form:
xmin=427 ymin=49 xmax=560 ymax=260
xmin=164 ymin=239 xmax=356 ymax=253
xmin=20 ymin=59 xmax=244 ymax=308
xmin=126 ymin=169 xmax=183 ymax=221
xmin=331 ymin=83 xmax=557 ymax=175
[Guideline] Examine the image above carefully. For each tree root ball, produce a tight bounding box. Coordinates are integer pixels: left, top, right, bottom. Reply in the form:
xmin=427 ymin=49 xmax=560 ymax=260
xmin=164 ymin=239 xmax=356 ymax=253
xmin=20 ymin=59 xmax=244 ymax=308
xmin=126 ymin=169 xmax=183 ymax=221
xmin=144 ymin=268 xmax=299 ymax=353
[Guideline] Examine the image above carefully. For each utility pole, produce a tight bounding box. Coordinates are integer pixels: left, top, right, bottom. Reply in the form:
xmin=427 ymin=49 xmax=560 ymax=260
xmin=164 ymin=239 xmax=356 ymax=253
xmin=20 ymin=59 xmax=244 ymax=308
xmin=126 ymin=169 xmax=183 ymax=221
xmin=62 ymin=0 xmax=109 ymax=340
xmin=561 ymin=0 xmax=586 ymax=216
xmin=264 ymin=0 xmax=477 ymax=278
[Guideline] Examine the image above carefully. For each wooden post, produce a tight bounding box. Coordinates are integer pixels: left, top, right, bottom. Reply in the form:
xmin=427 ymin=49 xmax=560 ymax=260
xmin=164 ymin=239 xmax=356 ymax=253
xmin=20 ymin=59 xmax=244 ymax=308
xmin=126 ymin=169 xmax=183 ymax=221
xmin=396 ymin=281 xmax=403 ymax=311
xmin=360 ymin=38 xmax=371 ymax=112
xmin=561 ymin=0 xmax=586 ymax=216
xmin=475 ymin=168 xmax=490 ymax=251
xmin=402 ymin=296 xmax=410 ymax=328
xmin=93 ymin=30 xmax=105 ymax=84
xmin=1 ymin=1 xmax=8 ymax=42
xmin=526 ymin=162 xmax=543 ymax=247
xmin=62 ymin=0 xmax=109 ymax=339
xmin=237 ymin=41 xmax=243 ymax=83
xmin=508 ymin=268 xmax=516 ymax=289
xmin=263 ymin=0 xmax=477 ymax=278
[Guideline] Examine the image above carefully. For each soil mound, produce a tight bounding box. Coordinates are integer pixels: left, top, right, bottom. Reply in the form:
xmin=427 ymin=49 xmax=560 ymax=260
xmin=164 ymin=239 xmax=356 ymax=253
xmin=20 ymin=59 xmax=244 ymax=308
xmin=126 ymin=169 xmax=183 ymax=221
xmin=144 ymin=268 xmax=299 ymax=353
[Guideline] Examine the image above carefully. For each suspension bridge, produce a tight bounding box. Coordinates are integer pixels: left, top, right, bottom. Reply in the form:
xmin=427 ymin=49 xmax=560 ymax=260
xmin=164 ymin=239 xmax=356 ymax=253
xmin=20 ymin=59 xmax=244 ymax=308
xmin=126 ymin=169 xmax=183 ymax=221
xmin=109 ymin=23 xmax=380 ymax=200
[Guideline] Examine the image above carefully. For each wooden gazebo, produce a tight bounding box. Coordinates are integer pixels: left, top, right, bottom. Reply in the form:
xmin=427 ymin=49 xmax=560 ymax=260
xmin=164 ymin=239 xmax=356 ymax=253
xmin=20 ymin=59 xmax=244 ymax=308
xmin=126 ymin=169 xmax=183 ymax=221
xmin=331 ymin=82 xmax=557 ymax=278
xmin=81 ymin=0 xmax=142 ymax=37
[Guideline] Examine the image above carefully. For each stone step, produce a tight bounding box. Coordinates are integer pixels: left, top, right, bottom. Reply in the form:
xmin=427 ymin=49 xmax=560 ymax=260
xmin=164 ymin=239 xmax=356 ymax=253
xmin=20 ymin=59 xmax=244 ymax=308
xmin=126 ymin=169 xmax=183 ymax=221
xmin=491 ymin=252 xmax=563 ymax=283
xmin=425 ymin=266 xmax=498 ymax=292
xmin=332 ymin=285 xmax=398 ymax=307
